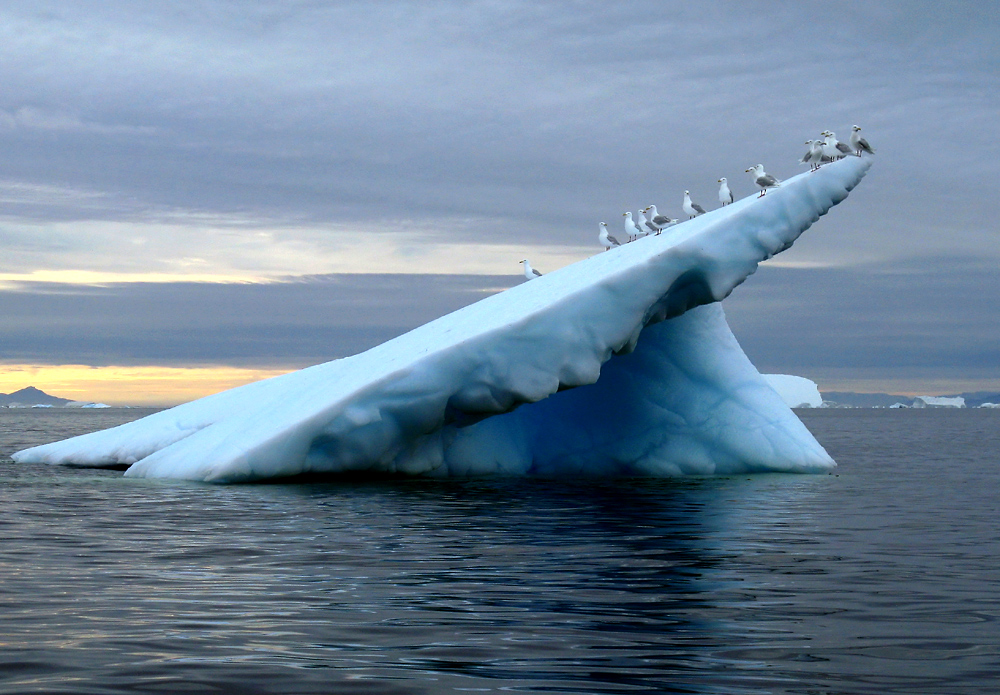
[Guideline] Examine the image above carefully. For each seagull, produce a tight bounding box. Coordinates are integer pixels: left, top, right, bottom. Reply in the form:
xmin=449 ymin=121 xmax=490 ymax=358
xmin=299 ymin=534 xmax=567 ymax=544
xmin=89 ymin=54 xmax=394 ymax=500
xmin=637 ymin=208 xmax=658 ymax=236
xmin=746 ymin=164 xmax=780 ymax=196
xmin=717 ymin=177 xmax=733 ymax=206
xmin=801 ymin=139 xmax=826 ymax=171
xmin=598 ymin=222 xmax=621 ymax=250
xmin=682 ymin=190 xmax=706 ymax=218
xmin=641 ymin=207 xmax=662 ymax=234
xmin=623 ymin=211 xmax=645 ymax=241
xmin=850 ymin=125 xmax=875 ymax=156
xmin=519 ymin=259 xmax=542 ymax=279
xmin=646 ymin=205 xmax=676 ymax=234
xmin=823 ymin=131 xmax=853 ymax=159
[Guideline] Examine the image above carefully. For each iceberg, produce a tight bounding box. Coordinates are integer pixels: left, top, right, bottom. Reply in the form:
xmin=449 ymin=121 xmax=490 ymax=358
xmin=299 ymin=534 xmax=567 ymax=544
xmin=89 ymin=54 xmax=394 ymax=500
xmin=912 ymin=396 xmax=965 ymax=408
xmin=762 ymin=374 xmax=824 ymax=409
xmin=13 ymin=157 xmax=872 ymax=482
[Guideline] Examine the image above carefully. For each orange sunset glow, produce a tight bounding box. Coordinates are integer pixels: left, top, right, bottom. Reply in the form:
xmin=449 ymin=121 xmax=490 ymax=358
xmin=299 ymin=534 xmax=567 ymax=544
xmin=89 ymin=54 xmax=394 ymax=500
xmin=0 ymin=365 xmax=294 ymax=407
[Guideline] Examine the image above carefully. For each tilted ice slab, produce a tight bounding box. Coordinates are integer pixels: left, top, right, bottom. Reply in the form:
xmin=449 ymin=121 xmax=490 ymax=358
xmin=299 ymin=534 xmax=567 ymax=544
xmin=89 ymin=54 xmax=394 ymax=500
xmin=14 ymin=157 xmax=871 ymax=482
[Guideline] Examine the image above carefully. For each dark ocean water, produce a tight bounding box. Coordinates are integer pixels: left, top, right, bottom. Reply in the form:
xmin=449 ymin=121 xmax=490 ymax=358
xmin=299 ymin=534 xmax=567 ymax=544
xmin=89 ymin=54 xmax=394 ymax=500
xmin=1 ymin=408 xmax=998 ymax=694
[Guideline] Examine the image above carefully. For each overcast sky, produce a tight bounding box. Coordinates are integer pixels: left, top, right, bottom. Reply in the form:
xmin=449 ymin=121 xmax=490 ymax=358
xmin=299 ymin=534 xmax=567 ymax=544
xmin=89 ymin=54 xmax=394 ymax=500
xmin=1 ymin=1 xmax=998 ymax=401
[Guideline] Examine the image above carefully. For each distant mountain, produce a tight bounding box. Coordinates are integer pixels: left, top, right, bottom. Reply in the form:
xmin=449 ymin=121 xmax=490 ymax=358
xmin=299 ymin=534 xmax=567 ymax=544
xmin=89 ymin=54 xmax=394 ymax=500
xmin=0 ymin=386 xmax=72 ymax=407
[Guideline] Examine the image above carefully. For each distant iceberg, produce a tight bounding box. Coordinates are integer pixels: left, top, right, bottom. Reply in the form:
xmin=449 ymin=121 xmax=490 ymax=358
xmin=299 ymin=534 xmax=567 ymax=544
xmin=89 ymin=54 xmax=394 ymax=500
xmin=762 ymin=375 xmax=824 ymax=409
xmin=13 ymin=157 xmax=872 ymax=482
xmin=912 ymin=396 xmax=965 ymax=408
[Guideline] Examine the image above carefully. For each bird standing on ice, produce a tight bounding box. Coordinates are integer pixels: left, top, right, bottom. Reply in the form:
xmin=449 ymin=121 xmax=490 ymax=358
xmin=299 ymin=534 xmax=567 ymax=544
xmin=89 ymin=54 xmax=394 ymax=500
xmin=519 ymin=259 xmax=542 ymax=279
xmin=598 ymin=222 xmax=620 ymax=250
xmin=646 ymin=205 xmax=676 ymax=234
xmin=641 ymin=207 xmax=662 ymax=235
xmin=622 ymin=211 xmax=645 ymax=241
xmin=822 ymin=131 xmax=853 ymax=159
xmin=850 ymin=125 xmax=875 ymax=156
xmin=682 ymin=191 xmax=706 ymax=218
xmin=746 ymin=164 xmax=780 ymax=196
xmin=801 ymin=139 xmax=825 ymax=171
xmin=637 ymin=208 xmax=657 ymax=236
xmin=717 ymin=178 xmax=733 ymax=206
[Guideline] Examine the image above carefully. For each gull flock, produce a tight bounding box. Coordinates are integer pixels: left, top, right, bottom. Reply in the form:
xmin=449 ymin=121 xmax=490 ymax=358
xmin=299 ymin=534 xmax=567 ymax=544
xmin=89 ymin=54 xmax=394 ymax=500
xmin=522 ymin=125 xmax=875 ymax=275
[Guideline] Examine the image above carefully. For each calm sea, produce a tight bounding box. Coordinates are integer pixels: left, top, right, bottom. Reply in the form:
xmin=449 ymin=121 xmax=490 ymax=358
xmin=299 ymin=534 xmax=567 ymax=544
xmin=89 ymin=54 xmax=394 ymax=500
xmin=1 ymin=408 xmax=998 ymax=694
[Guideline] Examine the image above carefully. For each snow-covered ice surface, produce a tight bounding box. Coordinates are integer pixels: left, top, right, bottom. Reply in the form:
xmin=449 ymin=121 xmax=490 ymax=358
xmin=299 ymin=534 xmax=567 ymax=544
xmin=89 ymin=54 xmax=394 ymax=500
xmin=13 ymin=157 xmax=871 ymax=482
xmin=763 ymin=374 xmax=824 ymax=408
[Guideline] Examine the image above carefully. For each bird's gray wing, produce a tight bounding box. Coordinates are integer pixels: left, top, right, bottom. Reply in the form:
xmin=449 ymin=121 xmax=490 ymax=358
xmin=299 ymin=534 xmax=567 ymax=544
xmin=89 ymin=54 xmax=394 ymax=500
xmin=644 ymin=221 xmax=658 ymax=233
xmin=532 ymin=269 xmax=542 ymax=277
xmin=727 ymin=191 xmax=734 ymax=203
xmin=859 ymin=138 xmax=874 ymax=153
xmin=607 ymin=233 xmax=621 ymax=246
xmin=757 ymin=174 xmax=779 ymax=187
xmin=835 ymin=141 xmax=853 ymax=155
xmin=800 ymin=149 xmax=812 ymax=163
xmin=692 ymin=203 xmax=706 ymax=214
xmin=651 ymin=215 xmax=670 ymax=226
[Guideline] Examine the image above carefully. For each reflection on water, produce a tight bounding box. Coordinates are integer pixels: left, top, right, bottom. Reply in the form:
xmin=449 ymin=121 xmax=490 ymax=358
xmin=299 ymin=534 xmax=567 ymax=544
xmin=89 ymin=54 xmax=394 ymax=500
xmin=1 ymin=408 xmax=999 ymax=694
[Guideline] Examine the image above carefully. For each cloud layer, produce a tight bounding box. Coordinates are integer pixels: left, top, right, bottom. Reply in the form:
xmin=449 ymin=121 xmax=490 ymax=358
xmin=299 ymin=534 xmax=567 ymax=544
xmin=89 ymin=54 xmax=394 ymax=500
xmin=1 ymin=2 xmax=997 ymax=396
xmin=2 ymin=258 xmax=997 ymax=396
xmin=1 ymin=1 xmax=998 ymax=277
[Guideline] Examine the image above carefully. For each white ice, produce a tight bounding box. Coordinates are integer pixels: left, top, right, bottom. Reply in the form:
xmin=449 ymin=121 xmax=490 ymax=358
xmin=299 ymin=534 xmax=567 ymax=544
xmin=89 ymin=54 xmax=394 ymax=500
xmin=763 ymin=374 xmax=824 ymax=408
xmin=912 ymin=396 xmax=965 ymax=408
xmin=13 ymin=157 xmax=872 ymax=482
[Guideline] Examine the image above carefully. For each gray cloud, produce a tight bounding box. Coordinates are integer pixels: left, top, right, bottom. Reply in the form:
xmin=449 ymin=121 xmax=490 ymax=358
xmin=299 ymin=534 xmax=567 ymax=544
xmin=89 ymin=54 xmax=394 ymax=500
xmin=0 ymin=274 xmax=520 ymax=367
xmin=1 ymin=257 xmax=996 ymax=390
xmin=0 ymin=1 xmax=997 ymax=256
xmin=0 ymin=1 xmax=997 ymax=393
xmin=724 ymin=255 xmax=1000 ymax=385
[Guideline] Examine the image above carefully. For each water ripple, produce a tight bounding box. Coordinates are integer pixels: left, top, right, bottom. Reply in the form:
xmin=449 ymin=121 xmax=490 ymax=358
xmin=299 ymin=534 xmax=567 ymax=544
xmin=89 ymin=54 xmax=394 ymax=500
xmin=1 ymin=408 xmax=999 ymax=693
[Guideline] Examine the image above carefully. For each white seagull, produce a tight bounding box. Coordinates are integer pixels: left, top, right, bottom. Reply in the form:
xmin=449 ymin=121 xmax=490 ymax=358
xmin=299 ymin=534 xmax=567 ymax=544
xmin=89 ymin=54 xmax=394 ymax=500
xmin=623 ymin=211 xmax=645 ymax=241
xmin=682 ymin=190 xmax=706 ymax=218
xmin=850 ymin=125 xmax=875 ymax=156
xmin=717 ymin=177 xmax=733 ymax=206
xmin=641 ymin=207 xmax=662 ymax=235
xmin=637 ymin=208 xmax=658 ymax=236
xmin=801 ymin=139 xmax=826 ymax=171
xmin=519 ymin=259 xmax=542 ymax=279
xmin=646 ymin=205 xmax=677 ymax=234
xmin=598 ymin=222 xmax=621 ymax=250
xmin=746 ymin=164 xmax=780 ymax=196
xmin=823 ymin=131 xmax=853 ymax=159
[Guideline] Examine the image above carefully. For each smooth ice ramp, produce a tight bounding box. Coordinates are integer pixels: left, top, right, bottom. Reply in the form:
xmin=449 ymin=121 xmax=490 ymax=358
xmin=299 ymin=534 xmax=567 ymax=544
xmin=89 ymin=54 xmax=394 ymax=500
xmin=14 ymin=157 xmax=872 ymax=482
